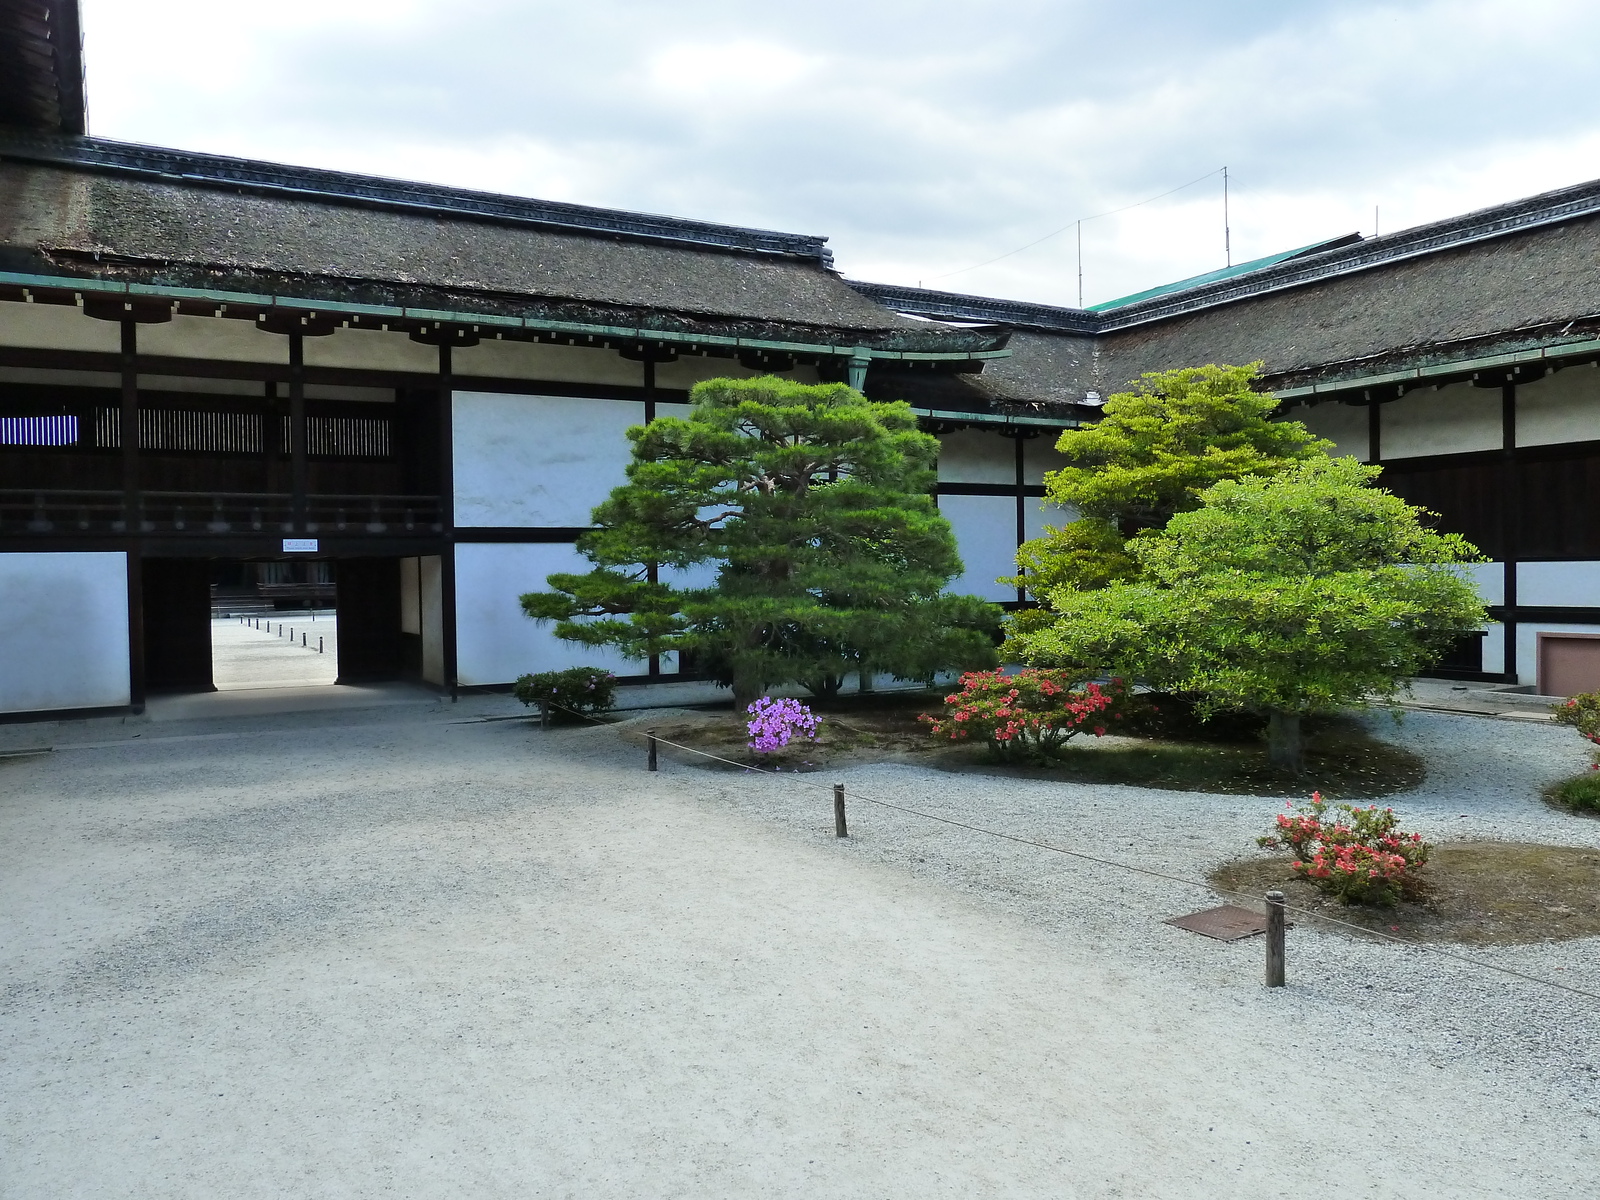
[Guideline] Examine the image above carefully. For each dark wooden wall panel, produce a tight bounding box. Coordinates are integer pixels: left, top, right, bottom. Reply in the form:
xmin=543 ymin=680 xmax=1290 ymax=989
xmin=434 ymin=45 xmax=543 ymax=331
xmin=1517 ymin=450 xmax=1600 ymax=558
xmin=336 ymin=558 xmax=402 ymax=682
xmin=141 ymin=558 xmax=214 ymax=692
xmin=1379 ymin=458 xmax=1504 ymax=558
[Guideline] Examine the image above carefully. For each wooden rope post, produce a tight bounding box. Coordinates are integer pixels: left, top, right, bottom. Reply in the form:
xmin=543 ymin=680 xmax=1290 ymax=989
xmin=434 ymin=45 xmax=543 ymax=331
xmin=647 ymin=730 xmax=658 ymax=772
xmin=834 ymin=783 xmax=848 ymax=838
xmin=1265 ymin=890 xmax=1286 ymax=988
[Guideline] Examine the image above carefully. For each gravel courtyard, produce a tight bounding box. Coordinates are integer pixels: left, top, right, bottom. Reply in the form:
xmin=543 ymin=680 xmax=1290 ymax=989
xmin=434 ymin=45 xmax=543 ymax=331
xmin=1 ymin=697 xmax=1596 ymax=1198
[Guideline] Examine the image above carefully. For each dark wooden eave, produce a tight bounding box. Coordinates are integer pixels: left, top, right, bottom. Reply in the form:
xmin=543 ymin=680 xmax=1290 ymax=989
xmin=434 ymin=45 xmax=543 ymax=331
xmin=0 ymin=0 xmax=85 ymax=135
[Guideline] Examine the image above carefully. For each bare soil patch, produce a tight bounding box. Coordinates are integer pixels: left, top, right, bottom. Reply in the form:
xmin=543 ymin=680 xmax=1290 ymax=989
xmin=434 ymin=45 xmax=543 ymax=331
xmin=634 ymin=693 xmax=1424 ymax=799
xmin=1210 ymin=842 xmax=1600 ymax=945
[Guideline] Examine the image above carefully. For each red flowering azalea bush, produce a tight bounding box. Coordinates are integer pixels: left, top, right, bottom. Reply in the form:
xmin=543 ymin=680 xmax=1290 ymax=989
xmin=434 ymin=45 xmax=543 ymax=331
xmin=1258 ymin=791 xmax=1430 ymax=906
xmin=920 ymin=669 xmax=1130 ymax=760
xmin=1553 ymin=691 xmax=1600 ymax=746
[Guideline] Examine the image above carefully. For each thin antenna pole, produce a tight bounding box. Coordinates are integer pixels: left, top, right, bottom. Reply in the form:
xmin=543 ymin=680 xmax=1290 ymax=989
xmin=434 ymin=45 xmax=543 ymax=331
xmin=1223 ymin=166 xmax=1231 ymax=267
xmin=1076 ymin=220 xmax=1083 ymax=308
xmin=1374 ymin=205 xmax=1379 ymax=237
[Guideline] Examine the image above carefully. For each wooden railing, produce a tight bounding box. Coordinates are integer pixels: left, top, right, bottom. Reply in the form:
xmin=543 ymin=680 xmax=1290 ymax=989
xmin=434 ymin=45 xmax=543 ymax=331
xmin=0 ymin=490 xmax=443 ymax=536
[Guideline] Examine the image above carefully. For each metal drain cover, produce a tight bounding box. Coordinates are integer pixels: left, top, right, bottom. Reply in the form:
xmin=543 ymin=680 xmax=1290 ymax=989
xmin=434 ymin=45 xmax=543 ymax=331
xmin=1166 ymin=904 xmax=1271 ymax=942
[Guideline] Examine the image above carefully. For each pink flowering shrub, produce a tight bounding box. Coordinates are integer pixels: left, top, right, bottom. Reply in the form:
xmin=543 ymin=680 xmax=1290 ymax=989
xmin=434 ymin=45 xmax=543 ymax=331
xmin=747 ymin=696 xmax=822 ymax=753
xmin=1553 ymin=691 xmax=1600 ymax=746
xmin=919 ymin=669 xmax=1130 ymax=760
xmin=1258 ymin=791 xmax=1430 ymax=906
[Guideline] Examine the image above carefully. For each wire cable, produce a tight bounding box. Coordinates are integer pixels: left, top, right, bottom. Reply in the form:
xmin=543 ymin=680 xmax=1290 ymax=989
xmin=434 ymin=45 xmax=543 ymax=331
xmin=543 ymin=700 xmax=1600 ymax=1004
xmin=928 ymin=167 xmax=1226 ymax=282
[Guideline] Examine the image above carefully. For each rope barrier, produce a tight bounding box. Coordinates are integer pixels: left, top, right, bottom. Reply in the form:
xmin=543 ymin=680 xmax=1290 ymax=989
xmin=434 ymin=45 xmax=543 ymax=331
xmin=543 ymin=701 xmax=1600 ymax=1004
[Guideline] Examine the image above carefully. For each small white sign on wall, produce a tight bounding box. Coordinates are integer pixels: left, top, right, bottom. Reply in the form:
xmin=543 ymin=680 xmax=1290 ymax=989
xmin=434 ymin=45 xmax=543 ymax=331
xmin=282 ymin=538 xmax=319 ymax=553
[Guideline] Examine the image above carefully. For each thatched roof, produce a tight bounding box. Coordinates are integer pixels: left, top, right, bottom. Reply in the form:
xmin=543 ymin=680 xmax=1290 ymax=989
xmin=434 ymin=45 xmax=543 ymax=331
xmin=0 ymin=133 xmax=1003 ymax=356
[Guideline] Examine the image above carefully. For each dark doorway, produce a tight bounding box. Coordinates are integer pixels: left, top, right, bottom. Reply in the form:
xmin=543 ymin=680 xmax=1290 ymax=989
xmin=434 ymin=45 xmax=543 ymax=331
xmin=336 ymin=558 xmax=403 ymax=683
xmin=142 ymin=558 xmax=215 ymax=692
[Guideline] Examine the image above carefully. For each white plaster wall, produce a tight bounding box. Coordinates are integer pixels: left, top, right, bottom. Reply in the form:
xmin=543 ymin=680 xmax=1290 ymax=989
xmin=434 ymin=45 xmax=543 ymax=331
xmin=0 ymin=366 xmax=118 ymax=388
xmin=653 ymin=356 xmax=760 ymax=389
xmin=0 ymin=301 xmax=121 ymax=352
xmin=657 ymin=559 xmax=723 ymax=674
xmin=453 ymin=392 xmax=644 ymax=528
xmin=454 ymin=340 xmax=642 ymax=387
xmin=138 ymin=315 xmax=285 ymax=363
xmin=138 ymin=374 xmax=264 ymax=398
xmin=1515 ymin=622 xmax=1600 ymax=689
xmin=1517 ymin=561 xmax=1600 ymax=608
xmin=0 ymin=552 xmax=130 ymax=713
xmin=1021 ymin=499 xmax=1076 ymax=601
xmin=1452 ymin=561 xmax=1505 ymax=607
xmin=303 ymin=384 xmax=394 ymax=404
xmin=939 ymin=493 xmax=1019 ymax=601
xmin=1287 ymin=401 xmax=1369 ymax=460
xmin=1022 ymin=435 xmax=1069 ymax=485
xmin=1380 ymin=383 xmax=1502 ymax=459
xmin=399 ymin=558 xmax=421 ymax=635
xmin=937 ymin=429 xmax=1015 ymax=484
xmin=303 ymin=326 xmax=439 ymax=373
xmin=653 ymin=401 xmax=695 ymax=422
xmin=1481 ymin=622 xmax=1506 ymax=676
xmin=420 ymin=555 xmax=444 ymax=686
xmin=1517 ymin=365 xmax=1600 ymax=447
xmin=454 ymin=543 xmax=635 ymax=685
xmin=1023 ymin=499 xmax=1075 ymax=543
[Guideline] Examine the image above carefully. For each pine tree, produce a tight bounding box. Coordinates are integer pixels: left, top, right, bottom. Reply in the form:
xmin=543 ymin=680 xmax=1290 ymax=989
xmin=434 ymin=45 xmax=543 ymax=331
xmin=521 ymin=376 xmax=1001 ymax=704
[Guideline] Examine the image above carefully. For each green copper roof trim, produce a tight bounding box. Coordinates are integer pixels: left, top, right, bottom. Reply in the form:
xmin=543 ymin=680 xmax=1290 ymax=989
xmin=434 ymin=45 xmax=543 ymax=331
xmin=910 ymin=407 xmax=1077 ymax=428
xmin=1272 ymin=336 xmax=1600 ymax=401
xmin=0 ymin=270 xmax=1009 ymax=364
xmin=1088 ymin=235 xmax=1359 ymax=313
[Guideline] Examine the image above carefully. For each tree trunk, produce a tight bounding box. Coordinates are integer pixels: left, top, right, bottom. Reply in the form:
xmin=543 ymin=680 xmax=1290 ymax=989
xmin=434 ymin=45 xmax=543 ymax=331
xmin=857 ymin=665 xmax=874 ymax=694
xmin=731 ymin=671 xmax=765 ymax=712
xmin=1266 ymin=710 xmax=1304 ymax=775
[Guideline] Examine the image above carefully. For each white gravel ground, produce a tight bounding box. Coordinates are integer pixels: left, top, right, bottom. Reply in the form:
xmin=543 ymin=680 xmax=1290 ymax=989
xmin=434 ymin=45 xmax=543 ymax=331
xmin=1 ymin=699 xmax=1596 ymax=1198
xmin=211 ymin=615 xmax=338 ymax=690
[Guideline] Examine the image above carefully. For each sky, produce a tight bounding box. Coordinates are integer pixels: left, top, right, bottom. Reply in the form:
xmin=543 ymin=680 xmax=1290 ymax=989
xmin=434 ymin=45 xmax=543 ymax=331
xmin=75 ymin=0 xmax=1600 ymax=309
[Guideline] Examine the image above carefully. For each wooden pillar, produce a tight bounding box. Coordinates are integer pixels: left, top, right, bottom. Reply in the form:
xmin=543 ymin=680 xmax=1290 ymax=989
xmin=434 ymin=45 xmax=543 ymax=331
xmin=644 ymin=358 xmax=660 ymax=678
xmin=439 ymin=342 xmax=459 ymax=700
xmin=263 ymin=379 xmax=283 ymax=496
xmin=1502 ymin=381 xmax=1519 ymax=684
xmin=119 ymin=319 xmax=139 ymax=529
xmin=1014 ymin=433 xmax=1027 ymax=604
xmin=289 ymin=333 xmax=307 ymax=531
xmin=1366 ymin=397 xmax=1381 ymax=465
xmin=121 ymin=319 xmax=145 ymax=710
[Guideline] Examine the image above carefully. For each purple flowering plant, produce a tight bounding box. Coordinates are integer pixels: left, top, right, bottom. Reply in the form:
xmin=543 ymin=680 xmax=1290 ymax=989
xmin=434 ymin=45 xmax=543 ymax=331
xmin=746 ymin=696 xmax=822 ymax=753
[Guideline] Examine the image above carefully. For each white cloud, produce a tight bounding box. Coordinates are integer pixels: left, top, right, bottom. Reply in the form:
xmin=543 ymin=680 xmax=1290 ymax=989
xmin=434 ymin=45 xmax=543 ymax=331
xmin=76 ymin=0 xmax=1600 ymax=308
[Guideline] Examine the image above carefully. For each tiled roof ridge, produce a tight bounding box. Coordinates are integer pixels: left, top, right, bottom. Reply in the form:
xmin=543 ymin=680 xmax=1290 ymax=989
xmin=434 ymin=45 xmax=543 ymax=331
xmin=0 ymin=130 xmax=835 ymax=264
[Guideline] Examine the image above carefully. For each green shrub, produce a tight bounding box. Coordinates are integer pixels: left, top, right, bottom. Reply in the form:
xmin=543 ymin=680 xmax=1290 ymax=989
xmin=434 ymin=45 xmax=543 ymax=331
xmin=1258 ymin=791 xmax=1430 ymax=906
xmin=919 ymin=669 xmax=1132 ymax=761
xmin=1548 ymin=763 xmax=1600 ymax=814
xmin=1553 ymin=691 xmax=1600 ymax=745
xmin=513 ymin=667 xmax=617 ymax=721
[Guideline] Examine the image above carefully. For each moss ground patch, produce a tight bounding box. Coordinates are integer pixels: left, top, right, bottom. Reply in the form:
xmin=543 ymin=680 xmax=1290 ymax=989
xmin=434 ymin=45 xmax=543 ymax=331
xmin=641 ymin=694 xmax=1423 ymax=798
xmin=1544 ymin=765 xmax=1600 ymax=816
xmin=1211 ymin=842 xmax=1600 ymax=945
